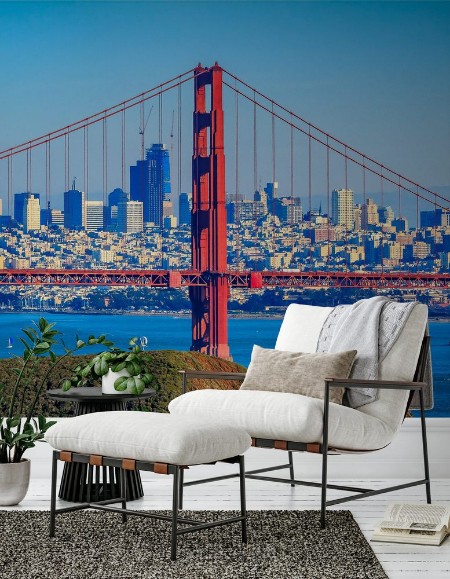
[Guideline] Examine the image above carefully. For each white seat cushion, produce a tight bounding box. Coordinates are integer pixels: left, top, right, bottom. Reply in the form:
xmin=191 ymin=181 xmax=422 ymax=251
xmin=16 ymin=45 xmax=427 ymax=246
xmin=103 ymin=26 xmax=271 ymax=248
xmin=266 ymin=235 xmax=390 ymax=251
xmin=45 ymin=412 xmax=251 ymax=466
xmin=169 ymin=390 xmax=397 ymax=451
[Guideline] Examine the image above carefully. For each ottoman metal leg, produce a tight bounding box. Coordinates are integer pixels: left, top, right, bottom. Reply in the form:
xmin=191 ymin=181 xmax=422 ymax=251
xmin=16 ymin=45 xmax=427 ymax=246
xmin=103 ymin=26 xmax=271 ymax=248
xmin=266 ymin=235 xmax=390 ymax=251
xmin=171 ymin=467 xmax=180 ymax=561
xmin=178 ymin=467 xmax=184 ymax=510
xmin=50 ymin=450 xmax=58 ymax=538
xmin=120 ymin=468 xmax=128 ymax=523
xmin=239 ymin=455 xmax=247 ymax=544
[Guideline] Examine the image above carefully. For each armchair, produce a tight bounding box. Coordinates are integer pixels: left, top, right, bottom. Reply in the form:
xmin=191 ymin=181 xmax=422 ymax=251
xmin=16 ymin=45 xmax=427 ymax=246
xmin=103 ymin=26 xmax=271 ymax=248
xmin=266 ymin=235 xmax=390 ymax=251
xmin=169 ymin=302 xmax=431 ymax=527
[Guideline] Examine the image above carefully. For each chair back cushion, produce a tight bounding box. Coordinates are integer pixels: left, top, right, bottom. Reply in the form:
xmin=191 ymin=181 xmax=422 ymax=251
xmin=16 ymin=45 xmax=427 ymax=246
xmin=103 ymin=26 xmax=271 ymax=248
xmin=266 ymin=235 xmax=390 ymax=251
xmin=274 ymin=302 xmax=428 ymax=434
xmin=275 ymin=304 xmax=333 ymax=353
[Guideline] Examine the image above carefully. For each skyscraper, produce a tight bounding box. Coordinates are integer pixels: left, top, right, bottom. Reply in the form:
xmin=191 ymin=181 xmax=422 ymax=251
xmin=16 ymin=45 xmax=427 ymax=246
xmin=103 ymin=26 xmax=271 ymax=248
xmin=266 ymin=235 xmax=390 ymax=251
xmin=117 ymin=200 xmax=143 ymax=233
xmin=178 ymin=192 xmax=191 ymax=226
xmin=14 ymin=192 xmax=40 ymax=225
xmin=64 ymin=189 xmax=85 ymax=230
xmin=23 ymin=194 xmax=40 ymax=232
xmin=130 ymin=144 xmax=171 ymax=227
xmin=107 ymin=188 xmax=129 ymax=230
xmin=264 ymin=182 xmax=278 ymax=214
xmin=361 ymin=198 xmax=379 ymax=229
xmin=331 ymin=188 xmax=354 ymax=229
xmin=85 ymin=200 xmax=104 ymax=232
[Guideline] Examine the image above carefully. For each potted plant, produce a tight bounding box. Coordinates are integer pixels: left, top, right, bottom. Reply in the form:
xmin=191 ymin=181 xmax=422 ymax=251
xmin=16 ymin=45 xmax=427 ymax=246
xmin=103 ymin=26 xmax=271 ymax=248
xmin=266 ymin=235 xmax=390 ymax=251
xmin=0 ymin=318 xmax=106 ymax=505
xmin=63 ymin=337 xmax=155 ymax=395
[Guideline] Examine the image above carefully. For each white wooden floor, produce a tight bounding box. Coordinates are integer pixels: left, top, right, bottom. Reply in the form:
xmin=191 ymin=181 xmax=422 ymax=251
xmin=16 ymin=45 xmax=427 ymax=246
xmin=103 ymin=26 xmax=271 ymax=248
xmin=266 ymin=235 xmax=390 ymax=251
xmin=2 ymin=459 xmax=449 ymax=579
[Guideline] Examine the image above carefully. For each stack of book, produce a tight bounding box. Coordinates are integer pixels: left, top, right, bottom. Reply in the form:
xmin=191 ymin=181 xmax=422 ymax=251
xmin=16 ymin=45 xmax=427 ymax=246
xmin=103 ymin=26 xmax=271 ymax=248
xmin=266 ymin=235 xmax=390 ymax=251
xmin=372 ymin=503 xmax=450 ymax=546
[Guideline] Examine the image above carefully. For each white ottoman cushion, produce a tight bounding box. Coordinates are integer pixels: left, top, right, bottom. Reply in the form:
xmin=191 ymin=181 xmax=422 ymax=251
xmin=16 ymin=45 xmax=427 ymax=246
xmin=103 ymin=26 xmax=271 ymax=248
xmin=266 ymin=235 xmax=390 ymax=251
xmin=45 ymin=412 xmax=252 ymax=466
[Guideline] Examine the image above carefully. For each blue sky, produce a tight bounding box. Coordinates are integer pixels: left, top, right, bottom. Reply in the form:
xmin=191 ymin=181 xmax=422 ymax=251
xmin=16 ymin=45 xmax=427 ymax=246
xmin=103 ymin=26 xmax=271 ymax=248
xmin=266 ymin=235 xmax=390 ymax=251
xmin=0 ymin=1 xmax=449 ymax=214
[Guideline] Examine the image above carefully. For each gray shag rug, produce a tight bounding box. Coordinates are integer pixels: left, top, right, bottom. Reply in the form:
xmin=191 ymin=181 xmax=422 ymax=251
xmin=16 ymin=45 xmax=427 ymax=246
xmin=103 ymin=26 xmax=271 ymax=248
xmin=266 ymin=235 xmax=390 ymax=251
xmin=0 ymin=510 xmax=387 ymax=579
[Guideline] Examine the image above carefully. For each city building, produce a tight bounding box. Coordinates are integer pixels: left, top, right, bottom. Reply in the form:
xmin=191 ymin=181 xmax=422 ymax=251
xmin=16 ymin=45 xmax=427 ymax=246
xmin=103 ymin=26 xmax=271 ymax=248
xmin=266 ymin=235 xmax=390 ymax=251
xmin=254 ymin=188 xmax=268 ymax=215
xmin=107 ymin=188 xmax=129 ymax=230
xmin=421 ymin=208 xmax=450 ymax=228
xmin=361 ymin=198 xmax=379 ymax=229
xmin=85 ymin=201 xmax=104 ymax=232
xmin=64 ymin=189 xmax=85 ymax=230
xmin=378 ymin=206 xmax=394 ymax=224
xmin=164 ymin=215 xmax=177 ymax=229
xmin=331 ymin=188 xmax=354 ymax=229
xmin=50 ymin=209 xmax=64 ymax=227
xmin=117 ymin=200 xmax=143 ymax=233
xmin=23 ymin=194 xmax=40 ymax=232
xmin=264 ymin=182 xmax=278 ymax=214
xmin=354 ymin=205 xmax=362 ymax=231
xmin=274 ymin=197 xmax=302 ymax=223
xmin=179 ymin=192 xmax=191 ymax=226
xmin=14 ymin=192 xmax=40 ymax=225
xmin=130 ymin=144 xmax=171 ymax=227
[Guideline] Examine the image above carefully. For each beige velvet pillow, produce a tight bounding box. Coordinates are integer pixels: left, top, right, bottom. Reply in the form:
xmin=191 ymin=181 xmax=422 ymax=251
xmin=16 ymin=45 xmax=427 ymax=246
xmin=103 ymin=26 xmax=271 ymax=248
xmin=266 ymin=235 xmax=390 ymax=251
xmin=240 ymin=345 xmax=357 ymax=405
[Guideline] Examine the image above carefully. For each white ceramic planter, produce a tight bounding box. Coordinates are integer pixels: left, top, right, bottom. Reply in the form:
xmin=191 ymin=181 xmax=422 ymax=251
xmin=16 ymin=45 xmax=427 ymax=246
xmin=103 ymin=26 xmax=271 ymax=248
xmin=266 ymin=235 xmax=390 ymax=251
xmin=0 ymin=458 xmax=31 ymax=506
xmin=101 ymin=368 xmax=133 ymax=394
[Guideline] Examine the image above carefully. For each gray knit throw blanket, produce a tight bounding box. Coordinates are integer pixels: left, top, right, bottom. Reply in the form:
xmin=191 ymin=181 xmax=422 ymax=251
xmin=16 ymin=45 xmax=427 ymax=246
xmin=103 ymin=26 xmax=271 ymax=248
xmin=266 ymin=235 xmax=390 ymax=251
xmin=317 ymin=296 xmax=418 ymax=408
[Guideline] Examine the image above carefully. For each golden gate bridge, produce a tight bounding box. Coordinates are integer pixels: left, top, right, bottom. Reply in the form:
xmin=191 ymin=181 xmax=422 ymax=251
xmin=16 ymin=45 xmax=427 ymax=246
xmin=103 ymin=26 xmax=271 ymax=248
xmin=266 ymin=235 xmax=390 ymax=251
xmin=0 ymin=63 xmax=449 ymax=358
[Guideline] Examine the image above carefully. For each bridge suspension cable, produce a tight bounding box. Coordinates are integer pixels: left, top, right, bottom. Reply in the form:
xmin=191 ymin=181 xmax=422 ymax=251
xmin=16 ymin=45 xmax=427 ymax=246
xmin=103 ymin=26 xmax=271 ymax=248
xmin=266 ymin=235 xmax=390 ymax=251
xmin=0 ymin=68 xmax=198 ymax=160
xmin=221 ymin=69 xmax=449 ymax=210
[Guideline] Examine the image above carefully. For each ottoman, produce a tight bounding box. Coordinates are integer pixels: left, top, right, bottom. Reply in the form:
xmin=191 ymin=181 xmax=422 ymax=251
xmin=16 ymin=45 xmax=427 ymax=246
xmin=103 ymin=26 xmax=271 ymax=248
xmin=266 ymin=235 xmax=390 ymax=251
xmin=45 ymin=412 xmax=252 ymax=560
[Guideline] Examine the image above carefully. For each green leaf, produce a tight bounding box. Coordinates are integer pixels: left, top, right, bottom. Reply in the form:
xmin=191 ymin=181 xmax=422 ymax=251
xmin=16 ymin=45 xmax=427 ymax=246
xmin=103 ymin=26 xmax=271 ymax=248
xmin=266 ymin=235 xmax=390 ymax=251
xmin=35 ymin=342 xmax=50 ymax=350
xmin=23 ymin=422 xmax=34 ymax=434
xmin=76 ymin=339 xmax=86 ymax=348
xmin=111 ymin=361 xmax=126 ymax=372
xmin=43 ymin=322 xmax=56 ymax=333
xmin=7 ymin=417 xmax=20 ymax=429
xmin=94 ymin=358 xmax=109 ymax=376
xmin=22 ymin=327 xmax=37 ymax=342
xmin=39 ymin=318 xmax=47 ymax=332
xmin=129 ymin=337 xmax=138 ymax=347
xmin=126 ymin=361 xmax=140 ymax=377
xmin=134 ymin=377 xmax=145 ymax=395
xmin=114 ymin=376 xmax=128 ymax=391
xmin=62 ymin=379 xmax=72 ymax=392
xmin=80 ymin=366 xmax=92 ymax=378
xmin=19 ymin=337 xmax=32 ymax=351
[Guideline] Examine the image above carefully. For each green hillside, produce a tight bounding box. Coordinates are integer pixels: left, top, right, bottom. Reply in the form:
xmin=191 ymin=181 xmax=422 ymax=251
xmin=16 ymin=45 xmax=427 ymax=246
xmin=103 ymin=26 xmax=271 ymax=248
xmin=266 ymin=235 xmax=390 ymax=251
xmin=0 ymin=351 xmax=246 ymax=417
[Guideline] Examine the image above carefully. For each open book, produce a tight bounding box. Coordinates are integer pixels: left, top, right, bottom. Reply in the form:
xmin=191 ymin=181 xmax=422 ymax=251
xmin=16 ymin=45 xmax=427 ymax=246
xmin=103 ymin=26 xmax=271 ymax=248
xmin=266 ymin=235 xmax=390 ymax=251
xmin=372 ymin=503 xmax=450 ymax=546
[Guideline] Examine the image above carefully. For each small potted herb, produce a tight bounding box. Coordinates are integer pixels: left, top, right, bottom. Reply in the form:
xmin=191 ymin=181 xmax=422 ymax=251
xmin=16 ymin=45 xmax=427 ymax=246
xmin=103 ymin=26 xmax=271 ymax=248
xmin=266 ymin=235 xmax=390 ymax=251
xmin=63 ymin=337 xmax=155 ymax=395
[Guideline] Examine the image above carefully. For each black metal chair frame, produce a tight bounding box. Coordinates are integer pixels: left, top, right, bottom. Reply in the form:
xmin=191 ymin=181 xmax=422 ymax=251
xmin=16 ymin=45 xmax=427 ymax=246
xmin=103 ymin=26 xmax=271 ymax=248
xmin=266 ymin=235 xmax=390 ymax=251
xmin=50 ymin=450 xmax=247 ymax=561
xmin=178 ymin=336 xmax=432 ymax=529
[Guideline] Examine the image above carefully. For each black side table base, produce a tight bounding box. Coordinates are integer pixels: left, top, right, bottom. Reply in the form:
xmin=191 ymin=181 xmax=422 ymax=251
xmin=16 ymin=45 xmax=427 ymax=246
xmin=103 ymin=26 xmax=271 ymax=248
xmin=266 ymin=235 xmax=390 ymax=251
xmin=57 ymin=398 xmax=144 ymax=502
xmin=58 ymin=463 xmax=143 ymax=502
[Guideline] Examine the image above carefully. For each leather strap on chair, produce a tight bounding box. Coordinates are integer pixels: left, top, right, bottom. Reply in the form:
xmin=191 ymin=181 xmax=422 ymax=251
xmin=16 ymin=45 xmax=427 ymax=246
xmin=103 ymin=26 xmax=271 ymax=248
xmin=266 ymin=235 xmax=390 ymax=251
xmin=274 ymin=440 xmax=288 ymax=450
xmin=89 ymin=455 xmax=103 ymax=466
xmin=122 ymin=458 xmax=136 ymax=471
xmin=59 ymin=451 xmax=72 ymax=462
xmin=306 ymin=443 xmax=321 ymax=453
xmin=154 ymin=463 xmax=169 ymax=475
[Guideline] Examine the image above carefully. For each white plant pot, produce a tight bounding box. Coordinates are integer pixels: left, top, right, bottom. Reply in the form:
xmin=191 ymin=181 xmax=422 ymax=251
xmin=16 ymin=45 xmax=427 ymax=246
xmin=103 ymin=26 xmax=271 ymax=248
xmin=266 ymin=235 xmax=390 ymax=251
xmin=0 ymin=458 xmax=31 ymax=506
xmin=102 ymin=368 xmax=137 ymax=394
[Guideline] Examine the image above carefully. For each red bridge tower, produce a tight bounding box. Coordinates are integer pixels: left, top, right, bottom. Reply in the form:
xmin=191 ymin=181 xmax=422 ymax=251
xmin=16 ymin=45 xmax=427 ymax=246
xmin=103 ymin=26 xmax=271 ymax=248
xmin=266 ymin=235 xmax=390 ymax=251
xmin=190 ymin=63 xmax=230 ymax=358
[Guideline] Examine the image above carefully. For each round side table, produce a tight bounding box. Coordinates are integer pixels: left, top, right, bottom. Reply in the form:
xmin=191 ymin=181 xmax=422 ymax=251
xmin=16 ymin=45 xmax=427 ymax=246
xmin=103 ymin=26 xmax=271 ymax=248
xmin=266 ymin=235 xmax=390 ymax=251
xmin=47 ymin=387 xmax=156 ymax=503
